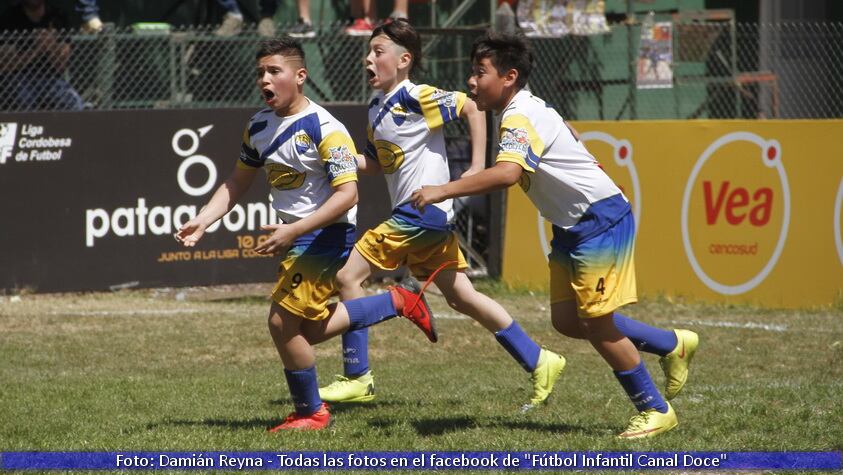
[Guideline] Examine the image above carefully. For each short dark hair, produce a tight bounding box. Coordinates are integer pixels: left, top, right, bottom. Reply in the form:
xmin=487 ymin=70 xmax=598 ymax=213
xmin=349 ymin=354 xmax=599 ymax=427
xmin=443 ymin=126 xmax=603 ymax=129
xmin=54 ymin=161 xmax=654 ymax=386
xmin=256 ymin=35 xmax=306 ymax=67
xmin=370 ymin=18 xmax=423 ymax=76
xmin=471 ymin=32 xmax=533 ymax=88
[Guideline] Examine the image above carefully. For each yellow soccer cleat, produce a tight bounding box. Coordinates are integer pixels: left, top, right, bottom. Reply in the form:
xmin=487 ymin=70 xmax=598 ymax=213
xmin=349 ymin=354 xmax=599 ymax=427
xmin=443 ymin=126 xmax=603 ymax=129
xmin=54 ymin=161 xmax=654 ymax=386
xmin=617 ymin=403 xmax=678 ymax=439
xmin=318 ymin=371 xmax=375 ymax=403
xmin=659 ymin=329 xmax=699 ymax=399
xmin=520 ymin=349 xmax=566 ymax=413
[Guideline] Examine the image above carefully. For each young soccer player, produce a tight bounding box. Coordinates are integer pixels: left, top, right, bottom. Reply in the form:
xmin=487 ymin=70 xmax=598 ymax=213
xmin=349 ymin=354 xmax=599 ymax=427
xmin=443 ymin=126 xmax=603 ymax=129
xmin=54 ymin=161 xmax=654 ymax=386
xmin=318 ymin=19 xmax=567 ymax=412
xmin=411 ymin=32 xmax=699 ymax=438
xmin=176 ymin=36 xmax=438 ymax=431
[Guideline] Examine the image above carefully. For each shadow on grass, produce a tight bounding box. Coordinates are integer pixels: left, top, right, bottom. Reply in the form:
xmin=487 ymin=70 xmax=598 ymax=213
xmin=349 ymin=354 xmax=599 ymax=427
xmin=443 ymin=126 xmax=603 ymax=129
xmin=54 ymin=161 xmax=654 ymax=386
xmin=147 ymin=417 xmax=270 ymax=431
xmin=410 ymin=416 xmax=477 ymax=436
xmin=396 ymin=416 xmax=606 ymax=437
xmin=269 ymin=399 xmax=406 ymax=412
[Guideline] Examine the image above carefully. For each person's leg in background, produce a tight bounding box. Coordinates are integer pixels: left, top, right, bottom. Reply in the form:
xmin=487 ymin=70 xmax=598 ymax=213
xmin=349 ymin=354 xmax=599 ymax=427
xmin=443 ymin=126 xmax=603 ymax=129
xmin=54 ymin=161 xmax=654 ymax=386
xmin=345 ymin=0 xmax=375 ymax=36
xmin=214 ymin=0 xmax=243 ymax=36
xmin=76 ymin=0 xmax=102 ymax=33
xmin=390 ymin=0 xmax=408 ymax=20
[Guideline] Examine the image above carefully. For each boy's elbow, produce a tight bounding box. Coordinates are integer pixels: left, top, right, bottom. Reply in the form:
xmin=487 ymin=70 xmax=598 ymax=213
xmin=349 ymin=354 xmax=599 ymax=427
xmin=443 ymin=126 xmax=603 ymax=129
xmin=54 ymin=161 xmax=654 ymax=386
xmin=461 ymin=99 xmax=482 ymax=119
xmin=500 ymin=164 xmax=523 ymax=186
xmin=347 ymin=187 xmax=359 ymax=207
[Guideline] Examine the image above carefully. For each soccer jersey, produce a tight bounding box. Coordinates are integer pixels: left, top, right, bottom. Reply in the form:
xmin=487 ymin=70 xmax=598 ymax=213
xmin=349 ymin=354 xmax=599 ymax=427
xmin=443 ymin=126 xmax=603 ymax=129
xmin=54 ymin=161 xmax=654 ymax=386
xmin=364 ymin=79 xmax=466 ymax=230
xmin=496 ymin=90 xmax=630 ymax=248
xmin=239 ymin=99 xmax=358 ymax=245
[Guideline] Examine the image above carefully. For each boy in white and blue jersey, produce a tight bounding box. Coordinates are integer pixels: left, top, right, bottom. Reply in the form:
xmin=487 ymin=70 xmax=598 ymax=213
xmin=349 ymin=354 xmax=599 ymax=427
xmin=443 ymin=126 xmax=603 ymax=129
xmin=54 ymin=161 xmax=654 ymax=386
xmin=176 ymin=36 xmax=437 ymax=431
xmin=412 ymin=32 xmax=699 ymax=438
xmin=319 ymin=20 xmax=567 ymax=411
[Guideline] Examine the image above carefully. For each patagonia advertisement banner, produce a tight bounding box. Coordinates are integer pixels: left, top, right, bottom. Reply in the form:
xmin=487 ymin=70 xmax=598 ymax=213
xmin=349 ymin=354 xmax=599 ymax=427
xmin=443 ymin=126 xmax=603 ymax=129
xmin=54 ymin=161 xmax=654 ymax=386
xmin=502 ymin=120 xmax=843 ymax=308
xmin=0 ymin=106 xmax=388 ymax=292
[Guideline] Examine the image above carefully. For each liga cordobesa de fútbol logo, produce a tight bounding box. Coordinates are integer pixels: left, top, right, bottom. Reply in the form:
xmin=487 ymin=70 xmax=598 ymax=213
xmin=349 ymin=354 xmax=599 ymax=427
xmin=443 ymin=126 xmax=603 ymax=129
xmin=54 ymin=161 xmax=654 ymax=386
xmin=0 ymin=122 xmax=18 ymax=165
xmin=537 ymin=131 xmax=640 ymax=258
xmin=681 ymin=132 xmax=790 ymax=295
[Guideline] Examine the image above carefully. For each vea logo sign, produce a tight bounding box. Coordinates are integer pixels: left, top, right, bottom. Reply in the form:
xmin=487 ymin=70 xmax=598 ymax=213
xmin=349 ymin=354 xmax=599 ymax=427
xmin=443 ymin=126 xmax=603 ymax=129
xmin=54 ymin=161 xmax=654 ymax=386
xmin=681 ymin=132 xmax=790 ymax=295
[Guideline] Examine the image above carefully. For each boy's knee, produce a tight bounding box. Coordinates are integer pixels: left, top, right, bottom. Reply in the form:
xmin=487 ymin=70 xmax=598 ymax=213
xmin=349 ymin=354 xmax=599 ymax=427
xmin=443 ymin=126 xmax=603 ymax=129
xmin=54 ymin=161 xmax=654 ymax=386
xmin=299 ymin=322 xmax=323 ymax=345
xmin=551 ymin=301 xmax=585 ymax=338
xmin=267 ymin=313 xmax=284 ymax=332
xmin=580 ymin=314 xmax=616 ymax=339
xmin=443 ymin=290 xmax=474 ymax=314
xmin=551 ymin=316 xmax=585 ymax=339
xmin=335 ymin=267 xmax=362 ymax=292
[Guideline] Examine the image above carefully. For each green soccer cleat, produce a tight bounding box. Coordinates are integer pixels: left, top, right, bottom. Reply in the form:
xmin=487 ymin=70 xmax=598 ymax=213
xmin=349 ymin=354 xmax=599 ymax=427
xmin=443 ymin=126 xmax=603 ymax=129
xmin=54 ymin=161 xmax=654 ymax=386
xmin=520 ymin=349 xmax=566 ymax=413
xmin=318 ymin=371 xmax=375 ymax=403
xmin=659 ymin=329 xmax=699 ymax=400
xmin=617 ymin=402 xmax=678 ymax=439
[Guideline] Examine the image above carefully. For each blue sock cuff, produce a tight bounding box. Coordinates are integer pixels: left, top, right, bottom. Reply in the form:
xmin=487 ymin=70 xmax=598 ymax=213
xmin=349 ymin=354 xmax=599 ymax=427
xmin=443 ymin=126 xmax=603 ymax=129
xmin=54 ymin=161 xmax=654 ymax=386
xmin=614 ymin=313 xmax=678 ymax=357
xmin=344 ymin=299 xmax=366 ymax=326
xmin=345 ymin=292 xmax=396 ymax=330
xmin=342 ymin=329 xmax=370 ymax=377
xmin=495 ymin=321 xmax=541 ymax=372
xmin=614 ymin=361 xmax=668 ymax=413
xmin=284 ymin=366 xmax=322 ymax=416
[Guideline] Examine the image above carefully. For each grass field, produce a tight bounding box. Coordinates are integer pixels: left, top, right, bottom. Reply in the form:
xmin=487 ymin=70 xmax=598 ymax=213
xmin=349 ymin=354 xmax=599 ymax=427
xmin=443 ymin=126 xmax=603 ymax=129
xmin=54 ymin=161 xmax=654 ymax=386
xmin=1 ymin=281 xmax=842 ymax=471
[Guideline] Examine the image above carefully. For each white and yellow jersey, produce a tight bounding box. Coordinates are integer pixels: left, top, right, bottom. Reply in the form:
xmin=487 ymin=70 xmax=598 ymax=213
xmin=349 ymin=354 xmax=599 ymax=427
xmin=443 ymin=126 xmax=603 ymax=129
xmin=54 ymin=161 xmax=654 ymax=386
xmin=497 ymin=90 xmax=630 ymax=248
xmin=364 ymin=79 xmax=466 ymax=230
xmin=239 ymin=99 xmax=358 ymax=243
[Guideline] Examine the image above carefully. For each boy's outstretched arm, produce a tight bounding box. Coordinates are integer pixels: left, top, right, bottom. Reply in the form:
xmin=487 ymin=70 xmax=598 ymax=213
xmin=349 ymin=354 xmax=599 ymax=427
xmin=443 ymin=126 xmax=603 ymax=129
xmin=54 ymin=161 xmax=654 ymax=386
xmin=459 ymin=98 xmax=487 ymax=177
xmin=411 ymin=161 xmax=522 ymax=211
xmin=176 ymin=165 xmax=258 ymax=246
xmin=255 ymin=181 xmax=358 ymax=254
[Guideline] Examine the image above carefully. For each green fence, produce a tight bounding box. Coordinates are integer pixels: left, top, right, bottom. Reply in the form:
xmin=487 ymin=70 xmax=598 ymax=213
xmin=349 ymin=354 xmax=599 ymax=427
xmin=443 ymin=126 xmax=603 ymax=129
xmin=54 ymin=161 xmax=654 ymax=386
xmin=2 ymin=21 xmax=841 ymax=119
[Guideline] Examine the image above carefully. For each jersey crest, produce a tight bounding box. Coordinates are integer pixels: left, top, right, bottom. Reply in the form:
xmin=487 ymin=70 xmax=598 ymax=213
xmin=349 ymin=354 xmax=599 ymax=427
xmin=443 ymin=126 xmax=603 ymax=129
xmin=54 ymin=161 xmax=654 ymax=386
xmin=293 ymin=131 xmax=312 ymax=154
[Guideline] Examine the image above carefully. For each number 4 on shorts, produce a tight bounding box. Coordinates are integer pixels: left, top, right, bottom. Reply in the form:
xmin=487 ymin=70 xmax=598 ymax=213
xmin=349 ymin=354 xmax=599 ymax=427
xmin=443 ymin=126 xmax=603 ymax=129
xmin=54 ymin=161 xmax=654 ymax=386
xmin=595 ymin=277 xmax=606 ymax=295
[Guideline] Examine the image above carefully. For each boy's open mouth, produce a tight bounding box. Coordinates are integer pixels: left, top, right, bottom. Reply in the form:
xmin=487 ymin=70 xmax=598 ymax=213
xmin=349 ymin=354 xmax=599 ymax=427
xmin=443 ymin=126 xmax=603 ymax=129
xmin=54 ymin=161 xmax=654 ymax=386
xmin=262 ymin=89 xmax=275 ymax=101
xmin=366 ymin=69 xmax=376 ymax=80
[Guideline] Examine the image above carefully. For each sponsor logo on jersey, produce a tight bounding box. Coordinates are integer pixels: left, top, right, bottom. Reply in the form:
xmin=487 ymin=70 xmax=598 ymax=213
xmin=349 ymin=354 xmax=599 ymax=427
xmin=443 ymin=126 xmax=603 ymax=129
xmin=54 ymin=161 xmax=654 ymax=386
xmin=431 ymin=89 xmax=457 ymax=109
xmin=327 ymin=145 xmax=357 ymax=178
xmin=500 ymin=128 xmax=530 ymax=157
xmin=266 ymin=162 xmax=306 ymax=190
xmin=390 ymin=104 xmax=409 ymax=117
xmin=375 ymin=140 xmax=405 ymax=174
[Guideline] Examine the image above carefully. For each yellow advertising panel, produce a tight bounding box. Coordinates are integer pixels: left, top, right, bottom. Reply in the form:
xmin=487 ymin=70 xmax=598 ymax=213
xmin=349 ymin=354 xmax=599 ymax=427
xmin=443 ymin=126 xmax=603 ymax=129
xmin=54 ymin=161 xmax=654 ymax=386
xmin=502 ymin=120 xmax=843 ymax=308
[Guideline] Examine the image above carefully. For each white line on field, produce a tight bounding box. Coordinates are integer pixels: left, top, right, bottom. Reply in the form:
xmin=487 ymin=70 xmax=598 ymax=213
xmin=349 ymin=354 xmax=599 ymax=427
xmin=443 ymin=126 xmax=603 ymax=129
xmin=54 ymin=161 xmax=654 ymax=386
xmin=672 ymin=319 xmax=788 ymax=332
xmin=693 ymin=379 xmax=843 ymax=393
xmin=48 ymin=309 xmax=473 ymax=319
xmin=49 ymin=309 xmax=235 ymax=316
